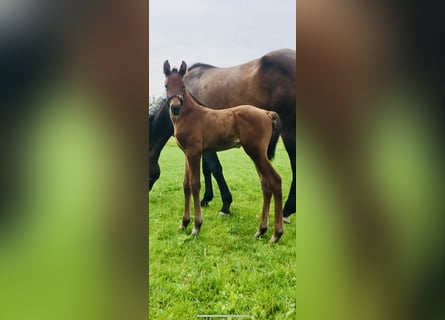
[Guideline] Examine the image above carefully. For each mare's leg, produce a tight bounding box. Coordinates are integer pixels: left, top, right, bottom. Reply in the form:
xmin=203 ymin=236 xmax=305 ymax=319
xmin=179 ymin=158 xmax=191 ymax=230
xmin=187 ymin=152 xmax=203 ymax=236
xmin=203 ymin=152 xmax=232 ymax=215
xmin=201 ymin=154 xmax=214 ymax=207
xmin=281 ymin=129 xmax=296 ymax=223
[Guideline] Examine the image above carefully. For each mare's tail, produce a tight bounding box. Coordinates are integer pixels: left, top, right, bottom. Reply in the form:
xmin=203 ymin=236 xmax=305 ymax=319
xmin=266 ymin=111 xmax=282 ymax=160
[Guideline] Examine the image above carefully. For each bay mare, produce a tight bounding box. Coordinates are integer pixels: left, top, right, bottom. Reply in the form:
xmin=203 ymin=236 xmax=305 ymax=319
xmin=164 ymin=60 xmax=284 ymax=243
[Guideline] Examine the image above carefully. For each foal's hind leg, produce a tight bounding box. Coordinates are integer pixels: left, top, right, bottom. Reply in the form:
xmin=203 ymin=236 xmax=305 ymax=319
xmin=179 ymin=159 xmax=191 ymax=231
xmin=254 ymin=156 xmax=284 ymax=243
xmin=254 ymin=172 xmax=272 ymax=238
xmin=269 ymin=167 xmax=284 ymax=243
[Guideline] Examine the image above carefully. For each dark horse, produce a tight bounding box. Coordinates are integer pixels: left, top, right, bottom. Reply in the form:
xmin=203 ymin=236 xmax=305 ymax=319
xmin=150 ymin=48 xmax=296 ymax=222
xmin=164 ymin=60 xmax=284 ymax=243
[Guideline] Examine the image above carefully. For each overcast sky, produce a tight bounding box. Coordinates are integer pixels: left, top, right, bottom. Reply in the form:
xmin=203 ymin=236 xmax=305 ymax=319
xmin=149 ymin=0 xmax=296 ymax=97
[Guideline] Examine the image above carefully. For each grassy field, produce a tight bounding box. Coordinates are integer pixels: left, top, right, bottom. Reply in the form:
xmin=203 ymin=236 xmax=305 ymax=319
xmin=149 ymin=137 xmax=296 ymax=319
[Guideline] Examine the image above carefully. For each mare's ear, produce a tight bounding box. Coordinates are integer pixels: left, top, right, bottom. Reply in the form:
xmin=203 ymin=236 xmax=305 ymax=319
xmin=163 ymin=60 xmax=171 ymax=76
xmin=179 ymin=61 xmax=187 ymax=76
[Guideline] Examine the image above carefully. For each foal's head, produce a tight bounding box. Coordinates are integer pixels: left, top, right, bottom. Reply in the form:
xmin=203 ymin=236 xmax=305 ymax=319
xmin=163 ymin=60 xmax=187 ymax=116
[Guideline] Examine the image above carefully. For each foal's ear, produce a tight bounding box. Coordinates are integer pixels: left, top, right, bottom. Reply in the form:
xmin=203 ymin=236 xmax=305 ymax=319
xmin=163 ymin=60 xmax=171 ymax=76
xmin=179 ymin=61 xmax=187 ymax=76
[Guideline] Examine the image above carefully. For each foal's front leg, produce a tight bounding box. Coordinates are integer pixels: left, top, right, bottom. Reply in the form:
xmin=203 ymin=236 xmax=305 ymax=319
xmin=179 ymin=158 xmax=191 ymax=231
xmin=187 ymin=152 xmax=203 ymax=236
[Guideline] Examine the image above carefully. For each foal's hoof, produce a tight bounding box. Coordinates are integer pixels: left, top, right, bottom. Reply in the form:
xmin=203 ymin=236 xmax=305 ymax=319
xmin=178 ymin=219 xmax=190 ymax=231
xmin=190 ymin=228 xmax=200 ymax=237
xmin=255 ymin=226 xmax=268 ymax=238
xmin=190 ymin=220 xmax=203 ymax=237
xmin=283 ymin=216 xmax=291 ymax=224
xmin=268 ymin=231 xmax=284 ymax=243
xmin=200 ymin=199 xmax=210 ymax=207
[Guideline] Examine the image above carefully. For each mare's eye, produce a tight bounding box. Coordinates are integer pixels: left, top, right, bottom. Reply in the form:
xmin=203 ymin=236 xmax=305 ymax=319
xmin=182 ymin=86 xmax=185 ymax=90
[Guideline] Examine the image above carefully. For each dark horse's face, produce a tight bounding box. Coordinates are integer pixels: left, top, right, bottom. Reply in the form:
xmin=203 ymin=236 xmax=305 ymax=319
xmin=163 ymin=60 xmax=187 ymax=116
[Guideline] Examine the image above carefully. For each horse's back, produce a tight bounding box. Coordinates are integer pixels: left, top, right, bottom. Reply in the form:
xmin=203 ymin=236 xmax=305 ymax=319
xmin=258 ymin=48 xmax=296 ymax=79
xmin=231 ymin=105 xmax=274 ymax=133
xmin=256 ymin=49 xmax=296 ymax=117
xmin=184 ymin=49 xmax=296 ymax=123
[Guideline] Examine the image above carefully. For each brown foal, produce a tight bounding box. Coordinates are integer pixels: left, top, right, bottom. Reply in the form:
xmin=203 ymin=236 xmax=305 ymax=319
xmin=163 ymin=60 xmax=284 ymax=243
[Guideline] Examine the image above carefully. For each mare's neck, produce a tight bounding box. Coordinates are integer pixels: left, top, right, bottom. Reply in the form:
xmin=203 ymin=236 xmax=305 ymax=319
xmin=150 ymin=105 xmax=173 ymax=160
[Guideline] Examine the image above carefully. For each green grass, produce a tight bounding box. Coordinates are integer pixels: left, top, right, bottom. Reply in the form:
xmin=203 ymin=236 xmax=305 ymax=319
xmin=149 ymin=138 xmax=296 ymax=319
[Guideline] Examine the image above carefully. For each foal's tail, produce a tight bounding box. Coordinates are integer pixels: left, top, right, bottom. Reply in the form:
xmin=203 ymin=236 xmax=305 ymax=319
xmin=266 ymin=111 xmax=282 ymax=160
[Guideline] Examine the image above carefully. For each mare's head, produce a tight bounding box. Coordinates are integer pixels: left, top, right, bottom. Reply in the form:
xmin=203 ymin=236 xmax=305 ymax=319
xmin=163 ymin=60 xmax=187 ymax=116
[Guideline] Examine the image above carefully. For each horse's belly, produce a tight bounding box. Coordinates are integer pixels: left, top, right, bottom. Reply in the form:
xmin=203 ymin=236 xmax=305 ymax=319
xmin=203 ymin=137 xmax=241 ymax=152
xmin=223 ymin=139 xmax=242 ymax=150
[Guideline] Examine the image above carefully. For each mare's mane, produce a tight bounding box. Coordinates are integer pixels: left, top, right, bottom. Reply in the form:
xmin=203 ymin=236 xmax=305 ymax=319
xmin=149 ymin=98 xmax=166 ymax=119
xmin=186 ymin=63 xmax=217 ymax=81
xmin=188 ymin=63 xmax=216 ymax=71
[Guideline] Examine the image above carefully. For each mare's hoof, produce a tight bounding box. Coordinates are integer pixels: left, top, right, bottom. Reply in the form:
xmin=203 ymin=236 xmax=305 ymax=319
xmin=200 ymin=200 xmax=210 ymax=207
xmin=283 ymin=216 xmax=291 ymax=224
xmin=218 ymin=211 xmax=231 ymax=217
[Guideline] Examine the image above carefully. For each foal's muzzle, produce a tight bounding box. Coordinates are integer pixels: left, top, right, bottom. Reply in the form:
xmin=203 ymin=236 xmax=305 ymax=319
xmin=167 ymin=94 xmax=184 ymax=116
xmin=170 ymin=104 xmax=181 ymax=116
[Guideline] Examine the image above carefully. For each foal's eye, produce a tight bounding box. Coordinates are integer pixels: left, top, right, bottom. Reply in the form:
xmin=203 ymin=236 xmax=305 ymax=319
xmin=182 ymin=86 xmax=185 ymax=90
